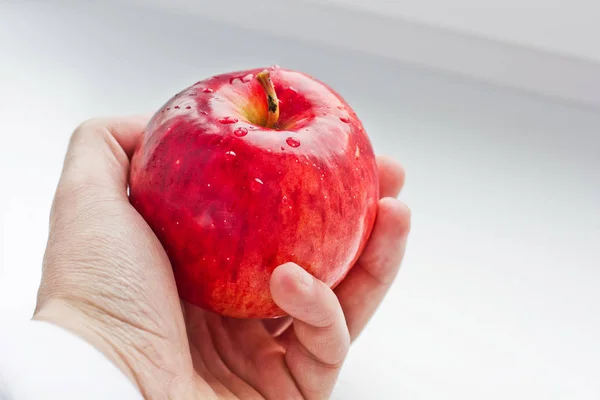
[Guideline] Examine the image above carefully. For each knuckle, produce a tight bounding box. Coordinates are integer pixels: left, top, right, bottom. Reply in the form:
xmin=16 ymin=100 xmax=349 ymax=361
xmin=298 ymin=311 xmax=350 ymax=367
xmin=314 ymin=329 xmax=349 ymax=368
xmin=69 ymin=118 xmax=113 ymax=155
xmin=310 ymin=307 xmax=337 ymax=329
xmin=73 ymin=117 xmax=106 ymax=137
xmin=68 ymin=117 xmax=129 ymax=171
xmin=308 ymin=282 xmax=341 ymax=328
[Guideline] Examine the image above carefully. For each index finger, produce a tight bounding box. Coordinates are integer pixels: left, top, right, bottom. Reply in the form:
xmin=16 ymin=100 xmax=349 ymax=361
xmin=58 ymin=115 xmax=148 ymax=193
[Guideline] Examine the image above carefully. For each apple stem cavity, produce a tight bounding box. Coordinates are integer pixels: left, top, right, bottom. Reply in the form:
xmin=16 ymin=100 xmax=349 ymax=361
xmin=256 ymin=70 xmax=280 ymax=129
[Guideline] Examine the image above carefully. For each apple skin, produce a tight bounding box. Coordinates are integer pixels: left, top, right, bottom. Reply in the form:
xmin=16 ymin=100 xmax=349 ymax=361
xmin=129 ymin=66 xmax=379 ymax=318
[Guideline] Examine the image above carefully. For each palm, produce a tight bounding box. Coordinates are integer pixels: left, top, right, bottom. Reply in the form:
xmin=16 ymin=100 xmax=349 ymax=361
xmin=174 ymin=156 xmax=409 ymax=399
xmin=185 ymin=307 xmax=294 ymax=398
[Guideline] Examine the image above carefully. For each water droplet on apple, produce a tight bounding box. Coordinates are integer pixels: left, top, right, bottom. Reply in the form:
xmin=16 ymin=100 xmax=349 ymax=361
xmin=219 ymin=116 xmax=239 ymax=124
xmin=175 ymin=159 xmax=180 ymax=165
xmin=207 ymin=183 xmax=211 ymax=187
xmin=166 ymin=107 xmax=171 ymax=110
xmin=185 ymin=105 xmax=191 ymax=109
xmin=280 ymin=146 xmax=285 ymax=151
xmin=286 ymin=137 xmax=300 ymax=148
xmin=203 ymin=88 xmax=213 ymax=93
xmin=174 ymin=105 xmax=180 ymax=109
xmin=233 ymin=127 xmax=248 ymax=136
xmin=355 ymin=146 xmax=360 ymax=159
xmin=267 ymin=148 xmax=272 ymax=153
xmin=282 ymin=195 xmax=293 ymax=210
xmin=229 ymin=73 xmax=254 ymax=84
xmin=340 ymin=116 xmax=350 ymax=123
xmin=250 ymin=178 xmax=264 ymax=192
xmin=201 ymin=110 xmax=208 ymax=115
xmin=224 ymin=150 xmax=236 ymax=161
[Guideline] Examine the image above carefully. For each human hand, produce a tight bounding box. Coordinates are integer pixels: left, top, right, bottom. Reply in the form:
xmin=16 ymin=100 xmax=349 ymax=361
xmin=34 ymin=116 xmax=411 ymax=399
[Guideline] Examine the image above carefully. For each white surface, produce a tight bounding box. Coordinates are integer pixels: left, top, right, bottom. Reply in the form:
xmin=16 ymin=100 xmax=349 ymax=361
xmin=0 ymin=318 xmax=141 ymax=399
xmin=1 ymin=2 xmax=600 ymax=399
xmin=310 ymin=0 xmax=600 ymax=63
xmin=122 ymin=0 xmax=600 ymax=109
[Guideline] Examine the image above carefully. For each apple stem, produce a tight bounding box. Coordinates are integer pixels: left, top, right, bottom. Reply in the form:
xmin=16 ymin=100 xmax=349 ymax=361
xmin=256 ymin=70 xmax=280 ymax=129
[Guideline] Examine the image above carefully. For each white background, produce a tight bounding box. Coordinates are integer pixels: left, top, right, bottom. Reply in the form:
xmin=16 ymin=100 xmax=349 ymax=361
xmin=1 ymin=1 xmax=599 ymax=399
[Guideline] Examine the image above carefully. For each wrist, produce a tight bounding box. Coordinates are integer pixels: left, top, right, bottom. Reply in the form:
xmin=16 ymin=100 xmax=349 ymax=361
xmin=33 ymin=299 xmax=142 ymax=388
xmin=33 ymin=298 xmax=199 ymax=399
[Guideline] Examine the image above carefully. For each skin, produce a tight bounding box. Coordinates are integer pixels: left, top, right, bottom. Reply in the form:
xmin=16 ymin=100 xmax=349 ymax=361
xmin=34 ymin=116 xmax=411 ymax=399
xmin=129 ymin=67 xmax=380 ymax=318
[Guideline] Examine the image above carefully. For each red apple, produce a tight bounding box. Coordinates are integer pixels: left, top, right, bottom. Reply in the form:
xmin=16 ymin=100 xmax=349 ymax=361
xmin=129 ymin=66 xmax=379 ymax=318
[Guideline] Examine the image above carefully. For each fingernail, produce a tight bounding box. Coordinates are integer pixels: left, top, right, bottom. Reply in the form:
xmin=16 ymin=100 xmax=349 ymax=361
xmin=291 ymin=263 xmax=313 ymax=290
